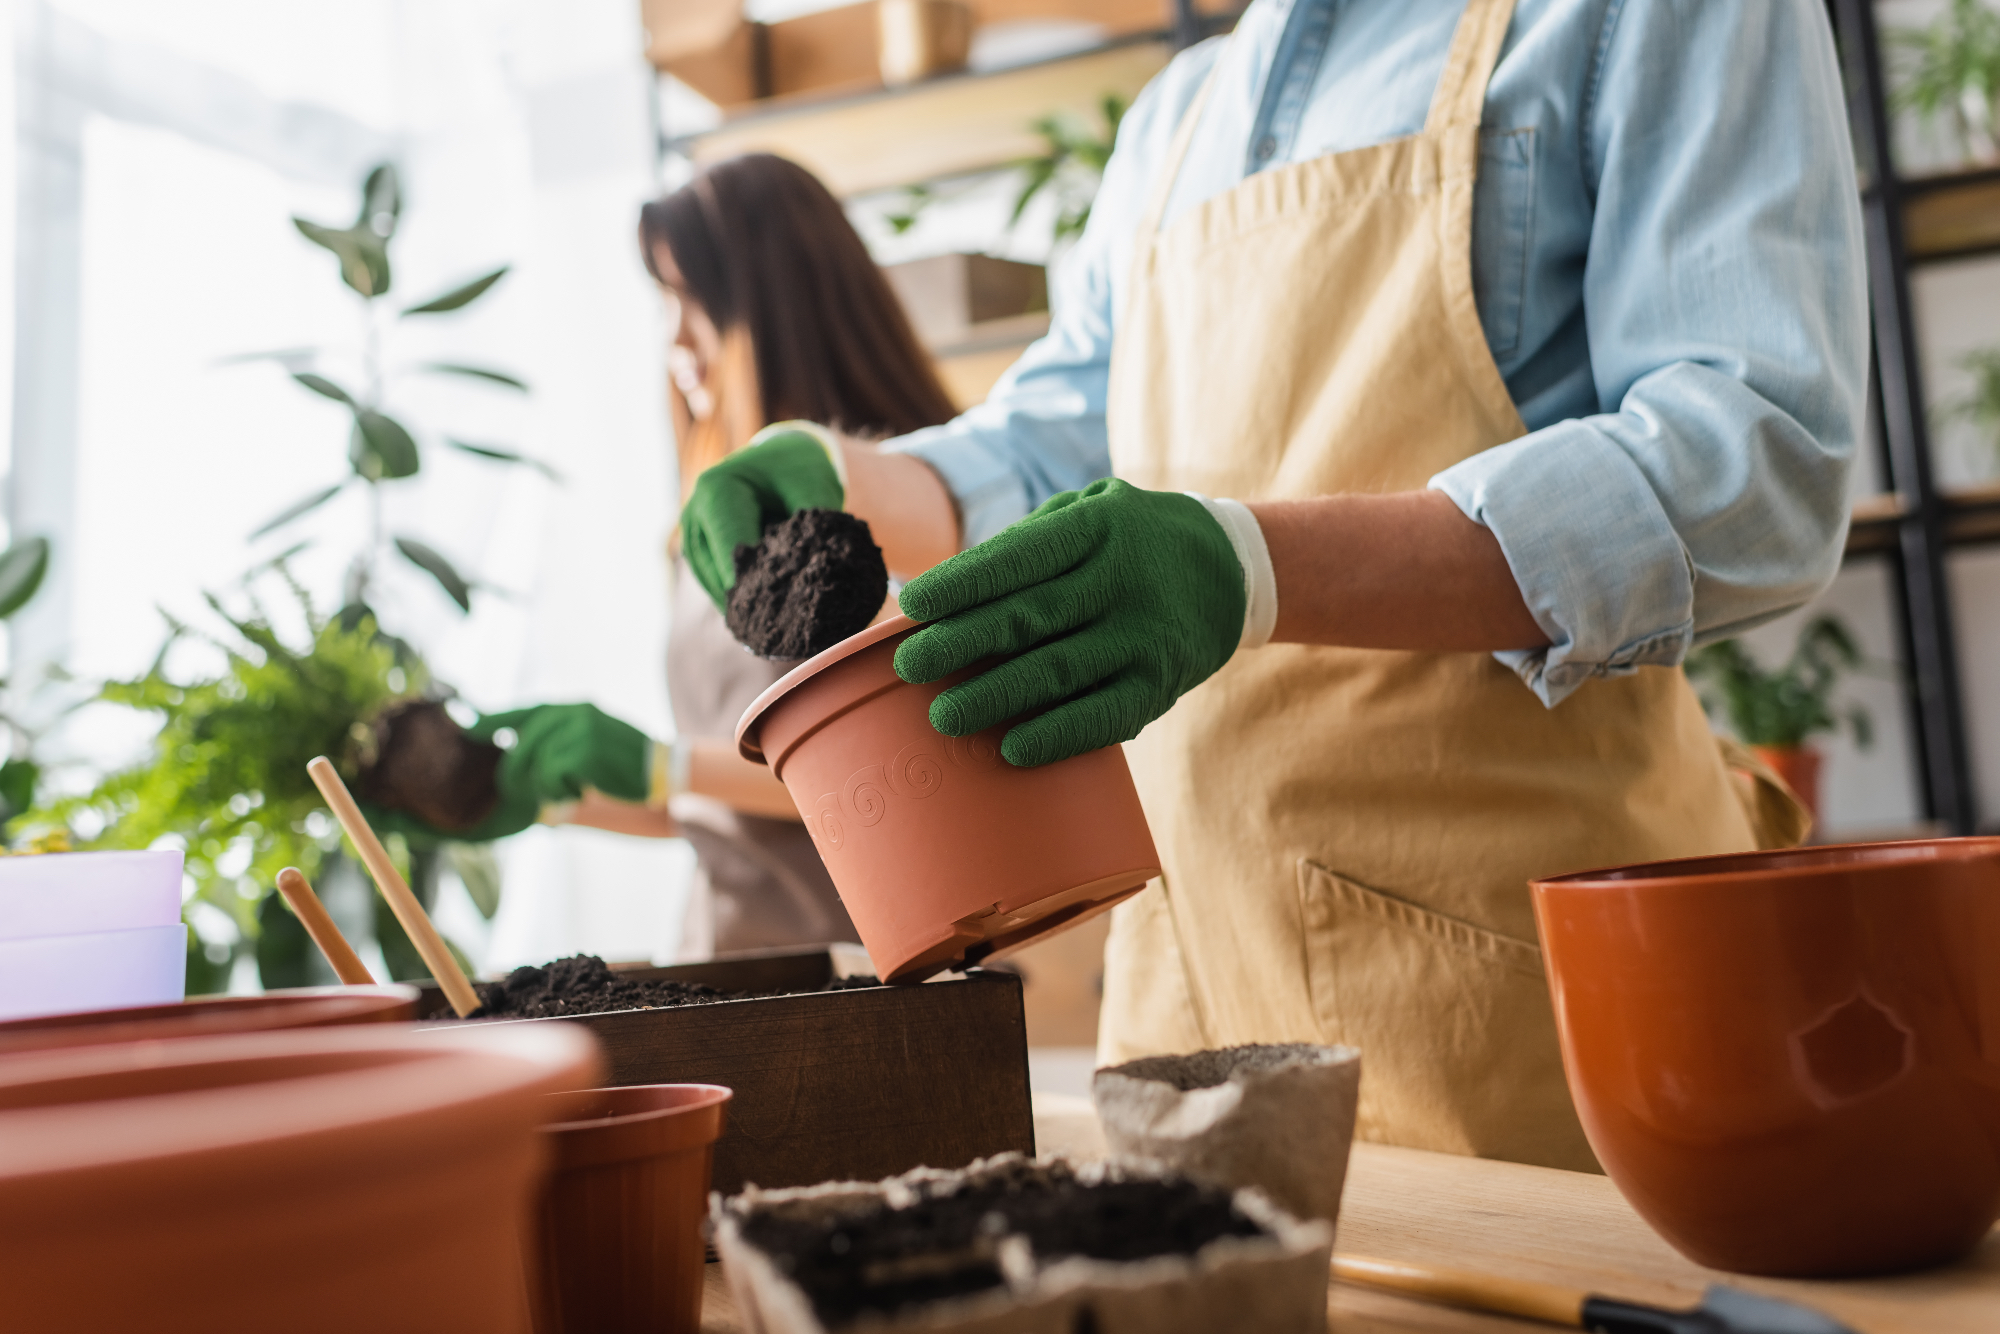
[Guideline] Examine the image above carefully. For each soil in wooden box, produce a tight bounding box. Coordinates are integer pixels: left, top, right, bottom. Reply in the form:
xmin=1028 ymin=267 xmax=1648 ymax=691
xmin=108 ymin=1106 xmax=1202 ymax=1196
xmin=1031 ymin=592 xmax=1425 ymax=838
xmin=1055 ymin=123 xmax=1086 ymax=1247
xmin=445 ymin=954 xmax=884 ymax=1020
xmin=351 ymin=699 xmax=502 ymax=834
xmin=726 ymin=508 xmax=887 ymax=659
xmin=738 ymin=1160 xmax=1265 ymax=1328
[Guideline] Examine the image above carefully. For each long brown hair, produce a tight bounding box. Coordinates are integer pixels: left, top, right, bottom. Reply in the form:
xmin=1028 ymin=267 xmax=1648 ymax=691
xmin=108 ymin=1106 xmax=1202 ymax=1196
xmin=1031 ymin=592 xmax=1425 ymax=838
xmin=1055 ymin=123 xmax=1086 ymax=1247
xmin=640 ymin=154 xmax=957 ymax=496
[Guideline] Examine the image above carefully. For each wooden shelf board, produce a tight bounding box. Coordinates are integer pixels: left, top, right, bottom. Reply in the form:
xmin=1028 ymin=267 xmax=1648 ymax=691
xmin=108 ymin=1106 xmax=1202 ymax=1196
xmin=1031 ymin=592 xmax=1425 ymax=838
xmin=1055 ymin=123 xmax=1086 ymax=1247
xmin=1844 ymin=481 xmax=2000 ymax=557
xmin=1899 ymin=165 xmax=2000 ymax=265
xmin=671 ymin=38 xmax=1172 ymax=198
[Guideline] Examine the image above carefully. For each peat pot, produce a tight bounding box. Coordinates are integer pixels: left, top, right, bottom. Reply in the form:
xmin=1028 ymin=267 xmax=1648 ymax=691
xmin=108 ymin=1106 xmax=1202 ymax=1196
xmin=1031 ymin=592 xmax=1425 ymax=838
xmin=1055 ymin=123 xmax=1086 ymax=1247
xmin=0 ymin=1022 xmax=602 ymax=1334
xmin=737 ymin=616 xmax=1161 ymax=981
xmin=534 ymin=1084 xmax=732 ymax=1334
xmin=0 ymin=984 xmax=419 ymax=1056
xmin=1531 ymin=837 xmax=2000 ymax=1277
xmin=0 ymin=848 xmax=186 ymax=1019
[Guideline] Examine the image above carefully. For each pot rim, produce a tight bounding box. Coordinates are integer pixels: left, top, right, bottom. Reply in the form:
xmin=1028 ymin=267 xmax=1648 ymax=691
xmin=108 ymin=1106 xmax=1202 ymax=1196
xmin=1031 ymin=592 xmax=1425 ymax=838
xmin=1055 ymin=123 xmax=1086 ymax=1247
xmin=735 ymin=614 xmax=919 ymax=763
xmin=1531 ymin=835 xmax=2000 ymax=891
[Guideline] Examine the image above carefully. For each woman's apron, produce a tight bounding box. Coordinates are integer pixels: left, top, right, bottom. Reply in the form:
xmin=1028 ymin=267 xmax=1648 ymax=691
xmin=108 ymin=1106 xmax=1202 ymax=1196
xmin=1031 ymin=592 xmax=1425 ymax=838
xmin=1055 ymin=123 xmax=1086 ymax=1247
xmin=1099 ymin=0 xmax=1762 ymax=1171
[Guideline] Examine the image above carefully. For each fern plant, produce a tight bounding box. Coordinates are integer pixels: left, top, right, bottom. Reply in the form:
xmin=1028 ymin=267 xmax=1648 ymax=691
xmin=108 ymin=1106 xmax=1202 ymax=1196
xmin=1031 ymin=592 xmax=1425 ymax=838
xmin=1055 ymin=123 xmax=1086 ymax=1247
xmin=1684 ymin=617 xmax=1873 ymax=751
xmin=1891 ymin=0 xmax=2000 ymax=165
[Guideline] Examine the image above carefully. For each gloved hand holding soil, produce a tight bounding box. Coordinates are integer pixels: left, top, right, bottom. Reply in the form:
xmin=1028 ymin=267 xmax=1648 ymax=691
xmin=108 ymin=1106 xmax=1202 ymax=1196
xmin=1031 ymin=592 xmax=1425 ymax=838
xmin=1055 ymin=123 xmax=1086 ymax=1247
xmin=351 ymin=699 xmax=505 ymax=835
xmin=726 ymin=508 xmax=888 ymax=660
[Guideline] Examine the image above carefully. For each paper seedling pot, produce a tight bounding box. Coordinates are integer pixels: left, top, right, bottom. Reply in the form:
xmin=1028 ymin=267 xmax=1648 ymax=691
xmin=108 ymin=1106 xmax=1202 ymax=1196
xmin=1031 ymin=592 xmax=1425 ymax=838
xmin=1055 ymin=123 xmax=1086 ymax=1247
xmin=1532 ymin=837 xmax=2000 ymax=1277
xmin=0 ymin=984 xmax=420 ymax=1056
xmin=0 ymin=1022 xmax=602 ymax=1334
xmin=533 ymin=1084 xmax=732 ymax=1334
xmin=737 ymin=616 xmax=1161 ymax=981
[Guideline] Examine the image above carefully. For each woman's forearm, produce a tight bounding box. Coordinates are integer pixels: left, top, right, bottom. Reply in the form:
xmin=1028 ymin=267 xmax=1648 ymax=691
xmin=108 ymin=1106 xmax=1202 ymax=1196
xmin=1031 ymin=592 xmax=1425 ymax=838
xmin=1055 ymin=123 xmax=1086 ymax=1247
xmin=687 ymin=740 xmax=802 ymax=821
xmin=1248 ymin=491 xmax=1548 ymax=651
xmin=837 ymin=437 xmax=959 ymax=579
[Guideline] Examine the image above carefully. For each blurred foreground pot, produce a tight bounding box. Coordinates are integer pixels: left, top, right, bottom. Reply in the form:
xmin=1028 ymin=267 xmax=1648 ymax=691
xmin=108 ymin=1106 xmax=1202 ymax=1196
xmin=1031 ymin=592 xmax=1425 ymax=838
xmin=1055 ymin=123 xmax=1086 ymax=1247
xmin=0 ymin=1022 xmax=602 ymax=1334
xmin=534 ymin=1084 xmax=732 ymax=1334
xmin=1532 ymin=838 xmax=2000 ymax=1276
xmin=737 ymin=615 xmax=1160 ymax=981
xmin=0 ymin=984 xmax=419 ymax=1055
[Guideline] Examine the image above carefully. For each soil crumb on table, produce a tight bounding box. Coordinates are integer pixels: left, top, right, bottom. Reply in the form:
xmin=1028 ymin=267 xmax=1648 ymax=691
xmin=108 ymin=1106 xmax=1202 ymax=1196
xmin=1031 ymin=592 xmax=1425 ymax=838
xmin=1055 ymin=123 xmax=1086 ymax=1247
xmin=351 ymin=699 xmax=503 ymax=835
xmin=739 ymin=1160 xmax=1263 ymax=1327
xmin=471 ymin=954 xmax=728 ymax=1019
xmin=725 ymin=508 xmax=888 ymax=660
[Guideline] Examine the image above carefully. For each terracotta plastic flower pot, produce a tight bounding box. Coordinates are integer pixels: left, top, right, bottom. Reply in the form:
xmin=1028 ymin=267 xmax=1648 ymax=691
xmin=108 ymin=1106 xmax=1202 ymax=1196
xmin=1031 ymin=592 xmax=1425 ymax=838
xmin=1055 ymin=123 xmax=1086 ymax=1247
xmin=1531 ymin=837 xmax=2000 ymax=1277
xmin=0 ymin=1022 xmax=603 ymax=1334
xmin=0 ymin=983 xmax=420 ymax=1056
xmin=1751 ymin=743 xmax=1822 ymax=824
xmin=533 ymin=1084 xmax=733 ymax=1334
xmin=736 ymin=615 xmax=1161 ymax=981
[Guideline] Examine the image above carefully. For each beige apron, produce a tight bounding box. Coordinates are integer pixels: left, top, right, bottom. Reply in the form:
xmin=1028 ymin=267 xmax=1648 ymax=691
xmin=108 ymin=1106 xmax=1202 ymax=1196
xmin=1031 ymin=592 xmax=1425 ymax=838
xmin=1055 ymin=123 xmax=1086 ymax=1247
xmin=1100 ymin=0 xmax=1768 ymax=1171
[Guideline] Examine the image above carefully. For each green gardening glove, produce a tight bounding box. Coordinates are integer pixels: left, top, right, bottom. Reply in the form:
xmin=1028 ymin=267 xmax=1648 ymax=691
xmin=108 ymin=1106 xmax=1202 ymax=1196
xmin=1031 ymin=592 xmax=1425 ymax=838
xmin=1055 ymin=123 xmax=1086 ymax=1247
xmin=679 ymin=422 xmax=844 ymax=610
xmin=894 ymin=478 xmax=1245 ymax=768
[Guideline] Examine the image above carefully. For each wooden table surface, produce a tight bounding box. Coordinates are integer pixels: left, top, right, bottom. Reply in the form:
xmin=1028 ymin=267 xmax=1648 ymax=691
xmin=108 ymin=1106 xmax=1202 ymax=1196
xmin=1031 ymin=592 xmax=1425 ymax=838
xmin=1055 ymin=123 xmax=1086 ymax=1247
xmin=700 ymin=1133 xmax=1999 ymax=1333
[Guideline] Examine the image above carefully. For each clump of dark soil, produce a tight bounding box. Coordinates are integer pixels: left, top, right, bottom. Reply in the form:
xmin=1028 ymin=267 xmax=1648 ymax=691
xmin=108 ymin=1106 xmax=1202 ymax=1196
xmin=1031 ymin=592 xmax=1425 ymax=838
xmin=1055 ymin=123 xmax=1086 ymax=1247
xmin=351 ymin=699 xmax=503 ymax=834
xmin=725 ymin=508 xmax=887 ymax=659
xmin=469 ymin=954 xmax=729 ymax=1019
xmin=739 ymin=1160 xmax=1263 ymax=1327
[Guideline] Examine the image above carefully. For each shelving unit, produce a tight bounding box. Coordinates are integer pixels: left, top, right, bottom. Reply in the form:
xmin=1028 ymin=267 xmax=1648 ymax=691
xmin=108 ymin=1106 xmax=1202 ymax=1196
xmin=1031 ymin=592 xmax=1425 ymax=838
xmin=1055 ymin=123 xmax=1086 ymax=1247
xmin=1829 ymin=0 xmax=1996 ymax=834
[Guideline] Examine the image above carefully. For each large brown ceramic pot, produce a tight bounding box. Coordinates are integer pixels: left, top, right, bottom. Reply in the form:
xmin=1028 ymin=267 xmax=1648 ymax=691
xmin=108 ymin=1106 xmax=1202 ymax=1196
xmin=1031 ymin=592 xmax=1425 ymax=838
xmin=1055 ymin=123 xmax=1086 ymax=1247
xmin=0 ymin=1022 xmax=602 ymax=1333
xmin=737 ymin=615 xmax=1160 ymax=981
xmin=1531 ymin=838 xmax=2000 ymax=1277
xmin=0 ymin=984 xmax=419 ymax=1055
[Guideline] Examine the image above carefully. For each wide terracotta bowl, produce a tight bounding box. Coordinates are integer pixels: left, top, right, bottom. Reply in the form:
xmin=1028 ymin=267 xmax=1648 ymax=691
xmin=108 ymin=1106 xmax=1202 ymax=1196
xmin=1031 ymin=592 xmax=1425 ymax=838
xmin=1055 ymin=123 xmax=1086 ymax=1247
xmin=1531 ymin=838 xmax=2000 ymax=1277
xmin=0 ymin=984 xmax=420 ymax=1055
xmin=737 ymin=615 xmax=1160 ymax=982
xmin=0 ymin=1023 xmax=602 ymax=1333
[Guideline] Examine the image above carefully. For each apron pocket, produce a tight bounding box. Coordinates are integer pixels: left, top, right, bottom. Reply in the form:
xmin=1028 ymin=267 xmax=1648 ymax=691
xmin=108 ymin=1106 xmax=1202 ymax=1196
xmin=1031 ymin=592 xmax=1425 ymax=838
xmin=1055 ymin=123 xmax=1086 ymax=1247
xmin=1295 ymin=859 xmax=1598 ymax=1172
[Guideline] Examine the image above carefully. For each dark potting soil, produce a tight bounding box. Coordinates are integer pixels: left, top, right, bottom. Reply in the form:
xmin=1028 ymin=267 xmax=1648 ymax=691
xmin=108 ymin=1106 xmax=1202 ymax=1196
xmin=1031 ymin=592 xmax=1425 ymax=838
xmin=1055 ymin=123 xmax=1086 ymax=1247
xmin=739 ymin=1160 xmax=1264 ymax=1328
xmin=453 ymin=953 xmax=883 ymax=1020
xmin=351 ymin=699 xmax=503 ymax=835
xmin=725 ymin=508 xmax=888 ymax=660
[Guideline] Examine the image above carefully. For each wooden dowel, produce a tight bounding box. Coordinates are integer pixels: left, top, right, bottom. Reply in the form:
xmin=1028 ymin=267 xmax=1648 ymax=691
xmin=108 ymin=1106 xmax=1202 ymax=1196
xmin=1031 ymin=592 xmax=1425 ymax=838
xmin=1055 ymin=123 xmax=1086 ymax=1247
xmin=1332 ymin=1253 xmax=1587 ymax=1328
xmin=305 ymin=755 xmax=481 ymax=1018
xmin=275 ymin=867 xmax=375 ymax=986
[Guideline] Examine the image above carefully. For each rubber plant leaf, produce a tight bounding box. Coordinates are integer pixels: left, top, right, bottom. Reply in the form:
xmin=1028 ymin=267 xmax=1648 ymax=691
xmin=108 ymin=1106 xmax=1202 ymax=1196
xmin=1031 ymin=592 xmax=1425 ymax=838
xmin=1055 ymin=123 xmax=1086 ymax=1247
xmin=394 ymin=536 xmax=473 ymax=611
xmin=291 ymin=372 xmax=355 ymax=404
xmin=0 ymin=537 xmax=51 ymax=620
xmin=249 ymin=483 xmax=346 ymax=540
xmin=420 ymin=362 xmax=528 ymax=390
xmin=292 ymin=217 xmax=391 ymax=298
xmin=402 ymin=265 xmax=509 ymax=315
xmin=447 ymin=841 xmax=503 ymax=919
xmin=0 ymin=758 xmax=39 ymax=821
xmin=351 ymin=410 xmax=420 ymax=480
xmin=359 ymin=162 xmax=402 ymax=239
xmin=448 ymin=439 xmax=562 ymax=480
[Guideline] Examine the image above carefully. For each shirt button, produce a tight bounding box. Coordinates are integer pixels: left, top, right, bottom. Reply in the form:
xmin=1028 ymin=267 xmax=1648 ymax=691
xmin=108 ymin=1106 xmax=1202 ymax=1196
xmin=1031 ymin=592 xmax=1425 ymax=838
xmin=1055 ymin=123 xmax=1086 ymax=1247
xmin=1254 ymin=135 xmax=1277 ymax=161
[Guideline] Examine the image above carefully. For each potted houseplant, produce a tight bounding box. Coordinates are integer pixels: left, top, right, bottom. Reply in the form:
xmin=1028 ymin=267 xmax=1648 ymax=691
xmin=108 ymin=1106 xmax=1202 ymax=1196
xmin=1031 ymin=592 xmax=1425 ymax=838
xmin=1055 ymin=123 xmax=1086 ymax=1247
xmin=1891 ymin=0 xmax=2000 ymax=167
xmin=1683 ymin=616 xmax=1873 ymax=825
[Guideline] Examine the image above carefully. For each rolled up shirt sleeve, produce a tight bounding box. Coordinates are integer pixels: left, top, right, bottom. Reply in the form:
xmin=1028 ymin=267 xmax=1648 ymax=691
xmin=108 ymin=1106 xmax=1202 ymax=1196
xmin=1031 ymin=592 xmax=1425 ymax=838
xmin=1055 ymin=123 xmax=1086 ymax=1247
xmin=1429 ymin=0 xmax=1867 ymax=706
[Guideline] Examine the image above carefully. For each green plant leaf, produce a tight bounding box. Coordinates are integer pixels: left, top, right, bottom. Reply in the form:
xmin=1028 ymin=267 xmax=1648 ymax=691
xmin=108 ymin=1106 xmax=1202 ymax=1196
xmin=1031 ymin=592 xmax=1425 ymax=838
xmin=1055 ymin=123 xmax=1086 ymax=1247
xmin=448 ymin=439 xmax=562 ymax=480
xmin=394 ymin=537 xmax=472 ymax=611
xmin=0 ymin=758 xmax=39 ymax=822
xmin=249 ymin=484 xmax=346 ymax=540
xmin=350 ymin=411 xmax=420 ymax=481
xmin=293 ymin=218 xmax=392 ymax=298
xmin=359 ymin=162 xmax=402 ymax=239
xmin=0 ymin=537 xmax=52 ymax=620
xmin=402 ymin=265 xmax=509 ymax=315
xmin=420 ymin=362 xmax=528 ymax=390
xmin=447 ymin=841 xmax=502 ymax=919
xmin=292 ymin=372 xmax=356 ymax=405
xmin=256 ymin=888 xmax=316 ymax=989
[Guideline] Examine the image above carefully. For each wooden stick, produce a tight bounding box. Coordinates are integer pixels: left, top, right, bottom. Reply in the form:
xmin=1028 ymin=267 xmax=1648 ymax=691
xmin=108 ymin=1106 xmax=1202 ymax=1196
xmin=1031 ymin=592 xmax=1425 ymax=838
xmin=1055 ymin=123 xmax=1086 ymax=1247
xmin=1332 ymin=1253 xmax=1586 ymax=1327
xmin=305 ymin=755 xmax=481 ymax=1017
xmin=274 ymin=867 xmax=376 ymax=986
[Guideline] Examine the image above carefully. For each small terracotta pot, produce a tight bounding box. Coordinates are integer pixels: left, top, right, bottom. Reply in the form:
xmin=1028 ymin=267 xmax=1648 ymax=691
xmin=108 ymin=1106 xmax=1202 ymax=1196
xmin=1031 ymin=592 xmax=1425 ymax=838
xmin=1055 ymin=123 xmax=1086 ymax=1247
xmin=1751 ymin=744 xmax=1822 ymax=824
xmin=0 ymin=1022 xmax=603 ymax=1334
xmin=533 ymin=1084 xmax=733 ymax=1334
xmin=0 ymin=984 xmax=420 ymax=1056
xmin=737 ymin=615 xmax=1160 ymax=981
xmin=1531 ymin=838 xmax=2000 ymax=1277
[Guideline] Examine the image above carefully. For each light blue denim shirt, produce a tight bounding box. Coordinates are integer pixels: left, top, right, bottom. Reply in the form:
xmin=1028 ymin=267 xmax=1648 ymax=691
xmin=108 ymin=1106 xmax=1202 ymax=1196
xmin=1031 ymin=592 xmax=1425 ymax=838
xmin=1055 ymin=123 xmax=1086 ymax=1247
xmin=887 ymin=0 xmax=1868 ymax=704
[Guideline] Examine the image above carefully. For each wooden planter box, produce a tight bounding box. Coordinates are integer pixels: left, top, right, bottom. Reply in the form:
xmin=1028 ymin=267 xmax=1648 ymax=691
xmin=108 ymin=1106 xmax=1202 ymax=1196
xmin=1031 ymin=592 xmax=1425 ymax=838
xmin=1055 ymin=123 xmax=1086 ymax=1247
xmin=413 ymin=949 xmax=1033 ymax=1196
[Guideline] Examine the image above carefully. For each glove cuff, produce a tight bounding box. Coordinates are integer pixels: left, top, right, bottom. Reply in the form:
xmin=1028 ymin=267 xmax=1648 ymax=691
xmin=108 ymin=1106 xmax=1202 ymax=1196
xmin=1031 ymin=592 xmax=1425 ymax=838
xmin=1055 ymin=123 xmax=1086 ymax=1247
xmin=1185 ymin=493 xmax=1278 ymax=650
xmin=647 ymin=737 xmax=693 ymax=807
xmin=753 ymin=419 xmax=848 ymax=494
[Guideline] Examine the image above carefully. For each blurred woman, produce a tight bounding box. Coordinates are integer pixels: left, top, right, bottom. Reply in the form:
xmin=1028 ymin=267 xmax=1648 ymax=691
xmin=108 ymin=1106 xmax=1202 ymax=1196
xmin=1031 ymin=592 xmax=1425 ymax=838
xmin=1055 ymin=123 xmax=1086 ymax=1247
xmin=634 ymin=153 xmax=957 ymax=955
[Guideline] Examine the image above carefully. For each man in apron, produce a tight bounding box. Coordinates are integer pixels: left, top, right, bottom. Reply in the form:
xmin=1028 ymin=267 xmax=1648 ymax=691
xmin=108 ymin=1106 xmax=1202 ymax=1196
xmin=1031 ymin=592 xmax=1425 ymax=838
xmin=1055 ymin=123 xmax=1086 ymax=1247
xmin=678 ymin=0 xmax=1867 ymax=1169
